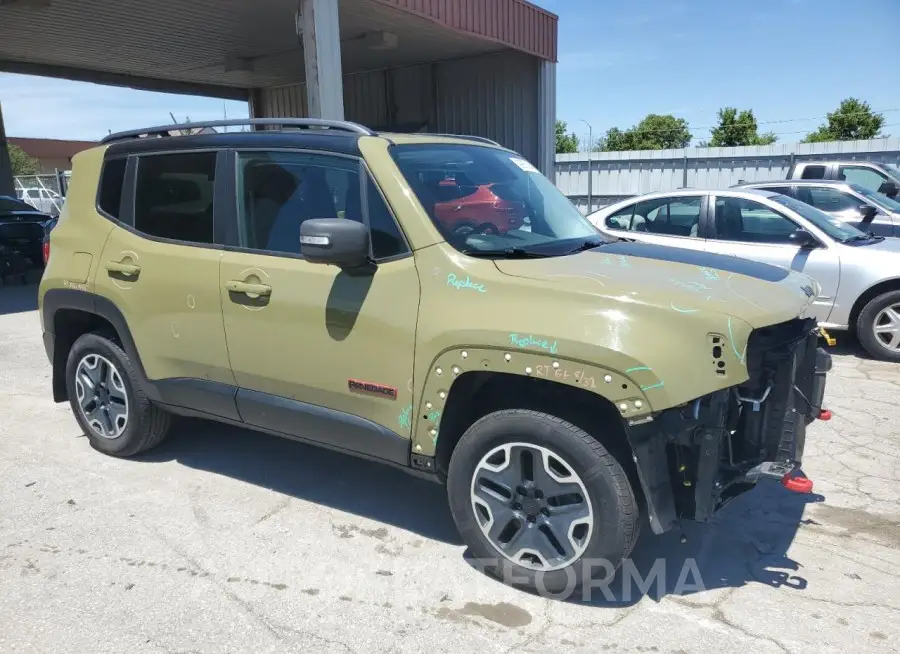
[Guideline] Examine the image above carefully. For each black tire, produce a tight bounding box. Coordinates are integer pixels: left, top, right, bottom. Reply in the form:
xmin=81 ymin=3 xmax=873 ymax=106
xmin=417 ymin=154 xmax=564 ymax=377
xmin=65 ymin=332 xmax=172 ymax=457
xmin=856 ymin=290 xmax=900 ymax=363
xmin=447 ymin=409 xmax=639 ymax=595
xmin=451 ymin=221 xmax=478 ymax=236
xmin=475 ymin=222 xmax=500 ymax=235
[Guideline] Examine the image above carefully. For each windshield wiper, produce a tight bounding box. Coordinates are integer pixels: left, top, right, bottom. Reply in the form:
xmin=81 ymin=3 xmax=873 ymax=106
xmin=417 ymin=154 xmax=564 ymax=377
xmin=463 ymin=247 xmax=554 ymax=259
xmin=562 ymin=239 xmax=608 ymax=254
xmin=843 ymin=232 xmax=885 ymax=244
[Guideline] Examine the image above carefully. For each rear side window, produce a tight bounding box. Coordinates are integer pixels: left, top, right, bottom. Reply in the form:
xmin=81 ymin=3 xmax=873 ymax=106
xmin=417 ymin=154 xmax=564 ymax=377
xmin=630 ymin=197 xmax=702 ymax=237
xmin=98 ymin=158 xmax=127 ymax=218
xmin=134 ymin=152 xmax=217 ymax=244
xmin=800 ymin=165 xmax=826 ymax=180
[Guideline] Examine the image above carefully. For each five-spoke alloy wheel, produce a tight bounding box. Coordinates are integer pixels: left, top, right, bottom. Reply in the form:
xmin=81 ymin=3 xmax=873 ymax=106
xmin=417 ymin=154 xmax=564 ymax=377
xmin=66 ymin=332 xmax=172 ymax=457
xmin=448 ymin=409 xmax=639 ymax=594
xmin=471 ymin=442 xmax=593 ymax=572
xmin=74 ymin=353 xmax=129 ymax=439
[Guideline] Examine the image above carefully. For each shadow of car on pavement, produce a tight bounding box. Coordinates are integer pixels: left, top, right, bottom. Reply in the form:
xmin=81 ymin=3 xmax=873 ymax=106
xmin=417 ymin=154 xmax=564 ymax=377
xmin=136 ymin=417 xmax=463 ymax=545
xmin=0 ymin=281 xmax=39 ymax=316
xmin=137 ymin=416 xmax=817 ymax=606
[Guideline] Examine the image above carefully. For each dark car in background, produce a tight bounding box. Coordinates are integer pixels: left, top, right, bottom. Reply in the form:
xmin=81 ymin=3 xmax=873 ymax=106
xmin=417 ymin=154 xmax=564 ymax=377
xmin=734 ymin=180 xmax=900 ymax=237
xmin=0 ymin=195 xmax=57 ymax=274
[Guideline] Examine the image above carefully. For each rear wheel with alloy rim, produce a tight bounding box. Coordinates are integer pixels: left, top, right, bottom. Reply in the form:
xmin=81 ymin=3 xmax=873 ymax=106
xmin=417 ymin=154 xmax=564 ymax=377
xmin=448 ymin=409 xmax=639 ymax=594
xmin=74 ymin=353 xmax=130 ymax=439
xmin=65 ymin=332 xmax=172 ymax=457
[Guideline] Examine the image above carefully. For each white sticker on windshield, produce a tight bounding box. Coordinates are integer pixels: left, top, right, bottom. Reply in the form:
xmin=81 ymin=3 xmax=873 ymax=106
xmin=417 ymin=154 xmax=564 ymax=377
xmin=509 ymin=157 xmax=540 ymax=174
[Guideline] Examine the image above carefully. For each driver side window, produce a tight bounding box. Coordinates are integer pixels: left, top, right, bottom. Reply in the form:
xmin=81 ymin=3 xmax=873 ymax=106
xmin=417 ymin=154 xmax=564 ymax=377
xmin=236 ymin=151 xmax=408 ymax=260
xmin=838 ymin=165 xmax=887 ymax=192
xmin=712 ymin=197 xmax=799 ymax=244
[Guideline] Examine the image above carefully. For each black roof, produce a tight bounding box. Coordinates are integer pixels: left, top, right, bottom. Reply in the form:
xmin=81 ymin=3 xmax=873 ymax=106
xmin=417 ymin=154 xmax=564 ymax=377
xmin=99 ymin=119 xmax=504 ymax=159
xmin=105 ymin=129 xmax=365 ymax=158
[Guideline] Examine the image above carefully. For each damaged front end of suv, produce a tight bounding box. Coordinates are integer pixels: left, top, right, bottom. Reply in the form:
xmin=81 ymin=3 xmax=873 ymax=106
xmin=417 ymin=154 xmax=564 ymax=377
xmin=628 ymin=317 xmax=832 ymax=535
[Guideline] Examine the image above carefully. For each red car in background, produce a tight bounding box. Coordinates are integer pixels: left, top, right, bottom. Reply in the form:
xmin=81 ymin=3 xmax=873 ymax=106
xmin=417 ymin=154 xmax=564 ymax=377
xmin=428 ymin=172 xmax=529 ymax=235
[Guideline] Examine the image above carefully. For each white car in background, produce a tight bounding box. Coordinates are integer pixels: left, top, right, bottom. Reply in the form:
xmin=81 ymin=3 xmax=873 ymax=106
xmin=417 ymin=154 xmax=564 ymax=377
xmin=587 ymin=188 xmax=900 ymax=362
xmin=16 ymin=187 xmax=65 ymax=216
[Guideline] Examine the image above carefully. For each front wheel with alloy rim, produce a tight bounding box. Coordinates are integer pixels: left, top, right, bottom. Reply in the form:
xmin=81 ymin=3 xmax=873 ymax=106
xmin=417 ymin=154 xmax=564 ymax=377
xmin=65 ymin=332 xmax=172 ymax=457
xmin=447 ymin=409 xmax=639 ymax=595
xmin=857 ymin=290 xmax=900 ymax=362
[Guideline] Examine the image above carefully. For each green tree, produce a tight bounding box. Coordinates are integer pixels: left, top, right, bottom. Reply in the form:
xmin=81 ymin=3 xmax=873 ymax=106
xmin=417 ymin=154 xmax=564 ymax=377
xmin=802 ymin=98 xmax=885 ymax=143
xmin=601 ymin=114 xmax=692 ymax=151
xmin=555 ymin=120 xmax=579 ymax=153
xmin=7 ymin=144 xmax=39 ymax=176
xmin=709 ymin=107 xmax=777 ymax=147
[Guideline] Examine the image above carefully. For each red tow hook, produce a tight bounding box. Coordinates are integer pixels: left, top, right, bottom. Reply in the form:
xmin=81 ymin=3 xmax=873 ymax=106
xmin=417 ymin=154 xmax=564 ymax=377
xmin=818 ymin=409 xmax=832 ymax=421
xmin=782 ymin=471 xmax=814 ymax=494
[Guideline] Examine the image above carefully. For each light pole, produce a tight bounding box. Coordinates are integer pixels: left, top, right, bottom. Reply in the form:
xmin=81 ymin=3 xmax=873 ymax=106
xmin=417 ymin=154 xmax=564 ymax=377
xmin=580 ymin=119 xmax=593 ymax=214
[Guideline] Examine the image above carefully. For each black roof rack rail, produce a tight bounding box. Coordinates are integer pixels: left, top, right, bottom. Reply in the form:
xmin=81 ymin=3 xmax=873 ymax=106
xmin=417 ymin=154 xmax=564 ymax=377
xmin=427 ymin=133 xmax=503 ymax=147
xmin=101 ymin=118 xmax=376 ymax=144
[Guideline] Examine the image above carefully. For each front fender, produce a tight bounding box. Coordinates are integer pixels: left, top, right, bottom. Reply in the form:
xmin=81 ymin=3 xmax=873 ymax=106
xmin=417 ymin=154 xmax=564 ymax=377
xmin=410 ymin=345 xmax=655 ymax=457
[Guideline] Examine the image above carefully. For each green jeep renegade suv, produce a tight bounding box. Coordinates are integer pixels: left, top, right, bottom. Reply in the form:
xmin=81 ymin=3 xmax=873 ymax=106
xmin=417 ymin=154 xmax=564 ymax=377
xmin=39 ymin=118 xmax=832 ymax=592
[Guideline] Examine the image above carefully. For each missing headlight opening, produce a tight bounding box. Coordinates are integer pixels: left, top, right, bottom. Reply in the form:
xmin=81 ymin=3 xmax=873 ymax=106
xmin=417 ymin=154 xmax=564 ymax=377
xmin=631 ymin=318 xmax=830 ymax=533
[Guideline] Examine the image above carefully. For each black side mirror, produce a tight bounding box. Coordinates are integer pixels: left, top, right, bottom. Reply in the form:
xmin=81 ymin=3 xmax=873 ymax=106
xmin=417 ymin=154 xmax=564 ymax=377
xmin=789 ymin=229 xmax=818 ymax=249
xmin=858 ymin=204 xmax=878 ymax=225
xmin=300 ymin=219 xmax=370 ymax=268
xmin=878 ymin=180 xmax=899 ymax=198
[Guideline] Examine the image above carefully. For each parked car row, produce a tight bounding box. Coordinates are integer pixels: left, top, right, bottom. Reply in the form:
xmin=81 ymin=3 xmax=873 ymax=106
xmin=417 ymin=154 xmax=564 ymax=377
xmin=589 ymin=178 xmax=900 ymax=362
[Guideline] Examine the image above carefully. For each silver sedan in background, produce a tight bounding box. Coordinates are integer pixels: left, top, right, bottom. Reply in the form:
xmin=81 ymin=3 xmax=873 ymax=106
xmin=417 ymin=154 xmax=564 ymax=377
xmin=733 ymin=179 xmax=900 ymax=237
xmin=588 ymin=188 xmax=900 ymax=362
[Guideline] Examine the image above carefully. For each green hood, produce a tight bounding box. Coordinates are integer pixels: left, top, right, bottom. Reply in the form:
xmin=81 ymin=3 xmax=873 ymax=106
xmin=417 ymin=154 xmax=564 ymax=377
xmin=493 ymin=241 xmax=819 ymax=329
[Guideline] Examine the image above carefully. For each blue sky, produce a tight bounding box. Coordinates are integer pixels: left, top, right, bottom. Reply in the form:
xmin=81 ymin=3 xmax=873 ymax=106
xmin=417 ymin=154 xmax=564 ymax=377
xmin=543 ymin=0 xmax=900 ymax=147
xmin=1 ymin=0 xmax=898 ymax=146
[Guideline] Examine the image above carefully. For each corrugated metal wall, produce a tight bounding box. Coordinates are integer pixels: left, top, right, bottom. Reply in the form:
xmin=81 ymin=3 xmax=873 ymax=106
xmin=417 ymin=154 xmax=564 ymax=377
xmin=433 ymin=51 xmax=539 ymax=164
xmin=255 ymin=50 xmax=541 ymax=166
xmin=374 ymin=0 xmax=558 ymax=62
xmin=254 ymin=84 xmax=308 ymax=118
xmin=556 ymin=138 xmax=900 ymax=213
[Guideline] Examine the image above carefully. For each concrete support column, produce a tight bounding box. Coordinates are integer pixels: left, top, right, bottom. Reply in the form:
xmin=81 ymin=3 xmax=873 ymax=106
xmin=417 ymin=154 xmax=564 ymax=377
xmin=0 ymin=102 xmax=15 ymax=197
xmin=298 ymin=0 xmax=345 ymax=120
xmin=537 ymin=60 xmax=557 ymax=181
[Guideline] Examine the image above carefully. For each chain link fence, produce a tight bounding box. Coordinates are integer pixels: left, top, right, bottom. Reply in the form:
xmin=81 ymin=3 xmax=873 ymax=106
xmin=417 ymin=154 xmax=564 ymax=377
xmin=12 ymin=171 xmax=70 ymax=215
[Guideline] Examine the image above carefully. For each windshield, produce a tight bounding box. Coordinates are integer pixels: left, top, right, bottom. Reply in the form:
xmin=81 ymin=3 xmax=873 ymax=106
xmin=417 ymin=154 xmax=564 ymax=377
xmin=769 ymin=194 xmax=867 ymax=242
xmin=389 ymin=143 xmax=604 ymax=255
xmin=883 ymin=163 xmax=900 ymax=179
xmin=853 ymin=183 xmax=900 ymax=213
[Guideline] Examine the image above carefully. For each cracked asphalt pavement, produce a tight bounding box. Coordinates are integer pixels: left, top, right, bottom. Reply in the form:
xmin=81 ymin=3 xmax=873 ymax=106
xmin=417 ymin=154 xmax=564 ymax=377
xmin=1 ymin=283 xmax=898 ymax=653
